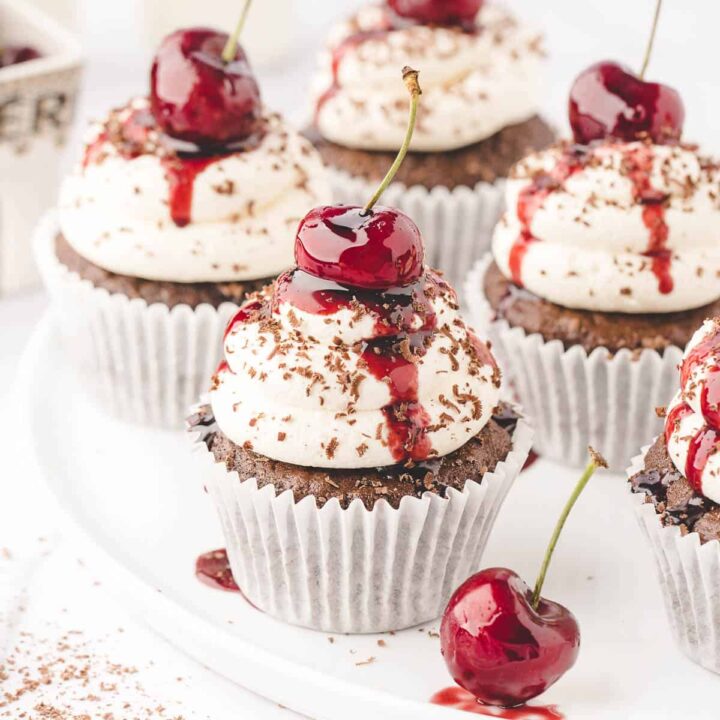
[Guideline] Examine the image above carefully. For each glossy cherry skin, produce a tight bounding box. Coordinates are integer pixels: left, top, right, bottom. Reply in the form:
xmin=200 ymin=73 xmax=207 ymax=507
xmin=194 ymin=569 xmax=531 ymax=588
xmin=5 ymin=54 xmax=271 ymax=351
xmin=569 ymin=61 xmax=684 ymax=145
xmin=0 ymin=45 xmax=41 ymax=68
xmin=440 ymin=568 xmax=580 ymax=708
xmin=295 ymin=205 xmax=424 ymax=290
xmin=150 ymin=27 xmax=262 ymax=146
xmin=388 ymin=0 xmax=482 ymax=26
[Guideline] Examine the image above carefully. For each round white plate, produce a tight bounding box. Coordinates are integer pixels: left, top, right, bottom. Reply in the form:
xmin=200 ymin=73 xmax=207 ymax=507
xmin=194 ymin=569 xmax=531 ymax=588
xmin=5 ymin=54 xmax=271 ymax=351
xmin=20 ymin=314 xmax=720 ymax=719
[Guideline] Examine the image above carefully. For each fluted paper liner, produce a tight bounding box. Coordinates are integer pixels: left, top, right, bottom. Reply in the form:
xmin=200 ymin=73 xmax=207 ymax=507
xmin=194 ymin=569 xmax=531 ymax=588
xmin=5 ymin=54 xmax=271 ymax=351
xmin=628 ymin=445 xmax=720 ymax=674
xmin=189 ymin=405 xmax=533 ymax=634
xmin=464 ymin=254 xmax=683 ymax=471
xmin=330 ymin=168 xmax=505 ymax=295
xmin=33 ymin=212 xmax=239 ymax=428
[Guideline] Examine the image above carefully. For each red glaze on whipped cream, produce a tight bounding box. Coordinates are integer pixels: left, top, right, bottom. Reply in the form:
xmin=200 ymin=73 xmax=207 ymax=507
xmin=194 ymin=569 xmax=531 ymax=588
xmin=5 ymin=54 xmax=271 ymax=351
xmin=492 ymin=140 xmax=720 ymax=313
xmin=665 ymin=318 xmax=720 ymax=501
xmin=58 ymin=100 xmax=330 ymax=283
xmin=211 ymin=200 xmax=501 ymax=469
xmin=311 ymin=2 xmax=544 ymax=152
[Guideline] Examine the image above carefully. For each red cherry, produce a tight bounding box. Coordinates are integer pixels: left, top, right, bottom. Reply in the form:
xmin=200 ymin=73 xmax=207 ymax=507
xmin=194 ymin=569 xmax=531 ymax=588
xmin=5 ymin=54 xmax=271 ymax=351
xmin=440 ymin=450 xmax=607 ymax=708
xmin=295 ymin=205 xmax=423 ymax=290
xmin=440 ymin=568 xmax=580 ymax=707
xmin=569 ymin=61 xmax=684 ymax=145
xmin=388 ymin=0 xmax=482 ymax=26
xmin=150 ymin=27 xmax=261 ymax=147
xmin=0 ymin=45 xmax=41 ymax=68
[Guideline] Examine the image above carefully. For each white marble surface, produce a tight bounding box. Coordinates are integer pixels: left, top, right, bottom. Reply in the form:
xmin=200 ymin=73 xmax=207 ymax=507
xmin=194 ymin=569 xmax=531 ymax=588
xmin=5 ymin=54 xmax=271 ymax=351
xmin=3 ymin=0 xmax=720 ymax=716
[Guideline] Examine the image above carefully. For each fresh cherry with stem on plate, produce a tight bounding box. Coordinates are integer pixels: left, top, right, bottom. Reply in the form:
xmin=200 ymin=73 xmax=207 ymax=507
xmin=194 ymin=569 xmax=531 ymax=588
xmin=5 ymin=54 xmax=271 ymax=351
xmin=295 ymin=66 xmax=424 ymax=290
xmin=569 ymin=0 xmax=684 ymax=145
xmin=150 ymin=0 xmax=262 ymax=147
xmin=440 ymin=448 xmax=608 ymax=708
xmin=387 ymin=0 xmax=482 ymax=26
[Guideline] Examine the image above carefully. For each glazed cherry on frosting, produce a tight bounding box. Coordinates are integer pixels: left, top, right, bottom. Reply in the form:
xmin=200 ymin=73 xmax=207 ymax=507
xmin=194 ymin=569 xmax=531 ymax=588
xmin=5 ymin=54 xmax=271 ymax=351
xmin=295 ymin=205 xmax=423 ymax=289
xmin=440 ymin=450 xmax=607 ymax=708
xmin=569 ymin=61 xmax=684 ymax=145
xmin=388 ymin=0 xmax=482 ymax=26
xmin=296 ymin=66 xmax=424 ymax=290
xmin=568 ymin=3 xmax=683 ymax=145
xmin=150 ymin=4 xmax=261 ymax=147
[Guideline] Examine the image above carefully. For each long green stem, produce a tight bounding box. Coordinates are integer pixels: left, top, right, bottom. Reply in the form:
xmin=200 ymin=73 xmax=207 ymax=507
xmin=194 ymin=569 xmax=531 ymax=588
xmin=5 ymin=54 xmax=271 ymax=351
xmin=222 ymin=0 xmax=252 ymax=63
xmin=638 ymin=0 xmax=662 ymax=79
xmin=531 ymin=447 xmax=608 ymax=610
xmin=362 ymin=66 xmax=422 ymax=214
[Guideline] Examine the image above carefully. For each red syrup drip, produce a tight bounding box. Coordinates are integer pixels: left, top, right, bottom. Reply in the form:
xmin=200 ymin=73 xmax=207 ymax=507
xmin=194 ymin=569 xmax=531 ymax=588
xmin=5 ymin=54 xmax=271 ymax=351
xmin=508 ymin=143 xmax=673 ymax=294
xmin=522 ymin=450 xmax=539 ymax=471
xmin=680 ymin=322 xmax=720 ymax=390
xmin=224 ymin=299 xmax=264 ymax=341
xmin=664 ymin=402 xmax=692 ymax=445
xmin=314 ymin=12 xmax=479 ymax=122
xmin=161 ymin=154 xmax=217 ymax=227
xmin=271 ymin=268 xmax=467 ymax=463
xmin=315 ymin=27 xmax=392 ymax=122
xmin=508 ymin=152 xmax=583 ymax=287
xmin=623 ymin=144 xmax=672 ymax=294
xmin=430 ymin=687 xmax=564 ymax=719
xmin=195 ymin=549 xmax=239 ymax=592
xmin=667 ymin=325 xmax=720 ymax=492
xmin=81 ymin=106 xmax=230 ymax=228
xmin=685 ymin=426 xmax=720 ymax=493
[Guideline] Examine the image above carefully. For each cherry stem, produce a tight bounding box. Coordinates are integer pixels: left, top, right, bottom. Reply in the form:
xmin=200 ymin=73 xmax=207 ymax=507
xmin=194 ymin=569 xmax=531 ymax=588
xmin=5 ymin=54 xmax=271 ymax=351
xmin=638 ymin=0 xmax=662 ymax=79
xmin=362 ymin=66 xmax=422 ymax=214
xmin=531 ymin=447 xmax=608 ymax=610
xmin=222 ymin=0 xmax=252 ymax=63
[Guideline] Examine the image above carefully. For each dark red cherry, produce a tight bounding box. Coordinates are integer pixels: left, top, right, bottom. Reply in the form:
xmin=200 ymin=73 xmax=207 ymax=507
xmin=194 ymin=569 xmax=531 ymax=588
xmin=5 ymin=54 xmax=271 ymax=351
xmin=440 ymin=568 xmax=580 ymax=708
xmin=295 ymin=205 xmax=424 ymax=290
xmin=150 ymin=27 xmax=261 ymax=147
xmin=0 ymin=45 xmax=41 ymax=68
xmin=569 ymin=61 xmax=684 ymax=145
xmin=388 ymin=0 xmax=482 ymax=25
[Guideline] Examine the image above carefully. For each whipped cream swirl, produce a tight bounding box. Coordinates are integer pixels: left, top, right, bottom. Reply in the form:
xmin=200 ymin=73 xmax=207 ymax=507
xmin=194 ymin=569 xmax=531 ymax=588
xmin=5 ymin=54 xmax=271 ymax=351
xmin=666 ymin=318 xmax=720 ymax=503
xmin=492 ymin=140 xmax=720 ymax=313
xmin=58 ymin=99 xmax=331 ymax=283
xmin=210 ymin=269 xmax=501 ymax=468
xmin=311 ymin=2 xmax=544 ymax=152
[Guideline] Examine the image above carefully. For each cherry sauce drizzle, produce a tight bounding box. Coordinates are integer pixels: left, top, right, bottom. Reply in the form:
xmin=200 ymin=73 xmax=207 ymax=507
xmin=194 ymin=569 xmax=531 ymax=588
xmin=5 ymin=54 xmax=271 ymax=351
xmin=509 ymin=143 xmax=672 ymax=295
xmin=195 ymin=549 xmax=239 ymax=592
xmin=224 ymin=269 xmax=478 ymax=464
xmin=430 ymin=687 xmax=564 ymax=719
xmin=83 ymin=106 xmax=235 ymax=228
xmin=314 ymin=12 xmax=479 ymax=122
xmin=274 ymin=268 xmax=440 ymax=463
xmin=508 ymin=151 xmax=583 ymax=287
xmin=666 ymin=323 xmax=720 ymax=492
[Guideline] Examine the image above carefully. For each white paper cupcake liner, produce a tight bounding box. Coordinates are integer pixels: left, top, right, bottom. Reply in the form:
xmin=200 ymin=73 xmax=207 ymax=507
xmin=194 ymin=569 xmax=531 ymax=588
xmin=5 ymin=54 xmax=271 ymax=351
xmin=627 ymin=446 xmax=720 ymax=673
xmin=189 ymin=405 xmax=533 ymax=634
xmin=33 ymin=212 xmax=240 ymax=429
xmin=329 ymin=168 xmax=504 ymax=295
xmin=464 ymin=254 xmax=683 ymax=472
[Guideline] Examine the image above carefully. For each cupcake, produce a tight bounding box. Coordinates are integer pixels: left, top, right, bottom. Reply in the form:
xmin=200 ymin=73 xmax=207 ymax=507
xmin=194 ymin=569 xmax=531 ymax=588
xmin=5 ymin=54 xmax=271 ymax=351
xmin=36 ymin=25 xmax=330 ymax=427
xmin=628 ymin=317 xmax=720 ymax=673
xmin=189 ymin=68 xmax=532 ymax=633
xmin=465 ymin=57 xmax=720 ymax=471
xmin=305 ymin=0 xmax=553 ymax=288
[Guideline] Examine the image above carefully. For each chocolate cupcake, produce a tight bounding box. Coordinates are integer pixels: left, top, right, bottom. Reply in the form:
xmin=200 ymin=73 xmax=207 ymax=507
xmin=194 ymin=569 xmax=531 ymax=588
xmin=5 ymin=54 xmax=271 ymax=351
xmin=465 ymin=58 xmax=720 ymax=470
xmin=628 ymin=317 xmax=720 ymax=673
xmin=35 ymin=27 xmax=330 ymax=427
xmin=306 ymin=1 xmax=553 ymax=289
xmin=189 ymin=68 xmax=532 ymax=633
